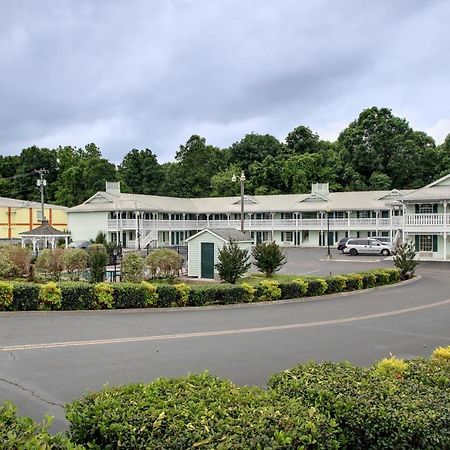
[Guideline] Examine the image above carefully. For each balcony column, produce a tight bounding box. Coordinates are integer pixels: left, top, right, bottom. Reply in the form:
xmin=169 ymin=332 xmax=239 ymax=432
xmin=116 ymin=211 xmax=121 ymax=245
xmin=271 ymin=213 xmax=275 ymax=241
xmin=444 ymin=232 xmax=448 ymax=261
xmin=183 ymin=213 xmax=186 ymax=235
xmin=207 ymin=214 xmax=210 ymax=228
xmin=444 ymin=202 xmax=448 ymax=228
xmin=227 ymin=214 xmax=230 ymax=227
xmin=375 ymin=210 xmax=379 ymax=235
xmin=347 ymin=211 xmax=351 ymax=237
xmin=135 ymin=211 xmax=139 ymax=249
xmin=248 ymin=213 xmax=252 ymax=231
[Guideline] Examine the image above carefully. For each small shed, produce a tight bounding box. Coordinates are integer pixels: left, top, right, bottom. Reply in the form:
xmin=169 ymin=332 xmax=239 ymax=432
xmin=185 ymin=228 xmax=254 ymax=279
xmin=20 ymin=220 xmax=71 ymax=253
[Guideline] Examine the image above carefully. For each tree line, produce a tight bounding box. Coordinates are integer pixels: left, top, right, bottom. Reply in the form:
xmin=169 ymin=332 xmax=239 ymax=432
xmin=1 ymin=107 xmax=450 ymax=207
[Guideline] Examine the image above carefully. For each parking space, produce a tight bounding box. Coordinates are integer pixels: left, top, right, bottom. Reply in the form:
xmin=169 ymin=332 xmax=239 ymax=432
xmin=277 ymin=247 xmax=393 ymax=277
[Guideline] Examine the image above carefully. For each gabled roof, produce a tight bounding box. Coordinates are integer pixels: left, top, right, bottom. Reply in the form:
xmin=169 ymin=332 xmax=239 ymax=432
xmin=185 ymin=228 xmax=253 ymax=243
xmin=298 ymin=192 xmax=329 ymax=203
xmin=424 ymin=173 xmax=450 ymax=188
xmin=376 ymin=189 xmax=404 ymax=200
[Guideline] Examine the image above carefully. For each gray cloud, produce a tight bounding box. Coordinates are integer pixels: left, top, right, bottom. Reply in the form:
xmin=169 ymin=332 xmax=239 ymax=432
xmin=0 ymin=0 xmax=449 ymax=162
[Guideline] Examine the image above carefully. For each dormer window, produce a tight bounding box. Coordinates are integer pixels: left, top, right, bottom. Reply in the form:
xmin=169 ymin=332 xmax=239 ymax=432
xmin=233 ymin=197 xmax=258 ymax=205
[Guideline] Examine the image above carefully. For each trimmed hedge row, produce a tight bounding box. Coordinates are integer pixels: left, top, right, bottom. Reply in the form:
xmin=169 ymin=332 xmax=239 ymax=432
xmin=2 ymin=348 xmax=449 ymax=449
xmin=269 ymin=357 xmax=450 ymax=450
xmin=0 ymin=268 xmax=402 ymax=311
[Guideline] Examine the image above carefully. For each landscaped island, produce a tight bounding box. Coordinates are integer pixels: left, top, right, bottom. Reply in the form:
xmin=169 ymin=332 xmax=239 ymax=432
xmin=0 ymin=268 xmax=402 ymax=311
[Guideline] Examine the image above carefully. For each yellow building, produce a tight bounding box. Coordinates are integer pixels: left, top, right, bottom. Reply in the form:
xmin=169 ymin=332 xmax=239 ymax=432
xmin=0 ymin=197 xmax=68 ymax=240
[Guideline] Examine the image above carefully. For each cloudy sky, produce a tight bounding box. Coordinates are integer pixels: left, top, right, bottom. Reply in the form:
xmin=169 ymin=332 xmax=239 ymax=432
xmin=1 ymin=0 xmax=449 ymax=162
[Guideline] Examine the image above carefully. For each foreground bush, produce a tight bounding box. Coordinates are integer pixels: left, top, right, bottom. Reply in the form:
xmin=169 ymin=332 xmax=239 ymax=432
xmin=215 ymin=239 xmax=251 ymax=284
xmin=121 ymin=252 xmax=144 ymax=282
xmin=269 ymin=360 xmax=450 ymax=449
xmin=252 ymin=241 xmax=286 ymax=277
xmin=146 ymin=248 xmax=183 ymax=279
xmin=66 ymin=372 xmax=339 ymax=450
xmin=0 ymin=401 xmax=82 ymax=449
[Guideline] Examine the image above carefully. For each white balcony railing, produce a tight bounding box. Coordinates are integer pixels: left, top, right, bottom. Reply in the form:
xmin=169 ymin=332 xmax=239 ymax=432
xmin=404 ymin=214 xmax=446 ymax=228
xmin=107 ymin=217 xmax=402 ymax=231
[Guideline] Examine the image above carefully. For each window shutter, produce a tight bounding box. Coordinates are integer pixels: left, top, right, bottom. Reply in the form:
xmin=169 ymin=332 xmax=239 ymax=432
xmin=415 ymin=204 xmax=419 ymax=214
xmin=432 ymin=235 xmax=438 ymax=252
xmin=433 ymin=204 xmax=438 ymax=213
xmin=415 ymin=235 xmax=420 ymax=252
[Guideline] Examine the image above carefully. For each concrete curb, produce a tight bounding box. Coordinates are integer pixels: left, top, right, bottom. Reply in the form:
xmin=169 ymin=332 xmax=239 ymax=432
xmin=0 ymin=275 xmax=422 ymax=316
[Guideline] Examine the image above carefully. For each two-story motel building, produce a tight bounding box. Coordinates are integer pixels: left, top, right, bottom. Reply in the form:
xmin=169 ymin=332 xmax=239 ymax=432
xmin=67 ymin=173 xmax=450 ymax=261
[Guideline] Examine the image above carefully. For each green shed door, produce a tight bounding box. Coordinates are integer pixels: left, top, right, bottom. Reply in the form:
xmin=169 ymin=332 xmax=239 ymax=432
xmin=201 ymin=243 xmax=215 ymax=279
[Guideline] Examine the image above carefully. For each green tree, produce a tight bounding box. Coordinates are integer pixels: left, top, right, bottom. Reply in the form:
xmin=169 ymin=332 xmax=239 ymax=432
xmin=228 ymin=133 xmax=285 ymax=169
xmin=252 ymin=242 xmax=286 ymax=277
xmin=211 ymin=165 xmax=242 ymax=197
xmin=62 ymin=248 xmax=88 ymax=280
xmin=369 ymin=172 xmax=391 ymax=190
xmin=248 ymin=155 xmax=286 ymax=195
xmin=338 ymin=107 xmax=437 ymax=189
xmin=215 ymin=240 xmax=251 ymax=284
xmin=88 ymin=244 xmax=107 ymax=283
xmin=119 ymin=149 xmax=163 ymax=195
xmin=285 ymin=125 xmax=321 ymax=155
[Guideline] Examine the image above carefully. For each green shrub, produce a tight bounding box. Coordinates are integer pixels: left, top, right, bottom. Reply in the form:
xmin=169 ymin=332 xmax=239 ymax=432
xmin=360 ymin=272 xmax=377 ymax=289
xmin=404 ymin=357 xmax=450 ymax=389
xmin=141 ymin=281 xmax=158 ymax=307
xmin=383 ymin=268 xmax=401 ymax=283
xmin=256 ymin=279 xmax=282 ymax=301
xmin=146 ymin=248 xmax=182 ymax=278
xmin=432 ymin=345 xmax=450 ymax=362
xmin=93 ymin=283 xmax=114 ymax=309
xmin=344 ymin=273 xmax=363 ymax=290
xmin=156 ymin=285 xmax=178 ymax=307
xmin=188 ymin=285 xmax=250 ymax=306
xmin=39 ymin=282 xmax=62 ymax=310
xmin=394 ymin=242 xmax=419 ymax=280
xmin=5 ymin=246 xmax=31 ymax=278
xmin=35 ymin=249 xmax=65 ymax=281
xmin=269 ymin=361 xmax=450 ymax=449
xmin=240 ymin=282 xmax=256 ymax=302
xmin=373 ymin=356 xmax=408 ymax=379
xmin=111 ymin=283 xmax=147 ymax=308
xmin=279 ymin=279 xmax=308 ymax=299
xmin=59 ymin=282 xmax=96 ymax=310
xmin=66 ymin=372 xmax=339 ymax=450
xmin=174 ymin=283 xmax=189 ymax=306
xmin=0 ymin=250 xmax=14 ymax=278
xmin=0 ymin=401 xmax=82 ymax=449
xmin=88 ymin=244 xmax=107 ymax=283
xmin=215 ymin=240 xmax=251 ymax=284
xmin=11 ymin=283 xmax=40 ymax=310
xmin=121 ymin=252 xmax=144 ymax=283
xmin=305 ymin=278 xmax=328 ymax=296
xmin=62 ymin=249 xmax=88 ymax=281
xmin=252 ymin=241 xmax=286 ymax=277
xmin=371 ymin=269 xmax=391 ymax=286
xmin=325 ymin=275 xmax=347 ymax=294
xmin=0 ymin=281 xmax=13 ymax=310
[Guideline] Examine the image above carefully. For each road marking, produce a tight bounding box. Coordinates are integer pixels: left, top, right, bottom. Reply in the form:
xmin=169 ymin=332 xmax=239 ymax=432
xmin=1 ymin=298 xmax=450 ymax=352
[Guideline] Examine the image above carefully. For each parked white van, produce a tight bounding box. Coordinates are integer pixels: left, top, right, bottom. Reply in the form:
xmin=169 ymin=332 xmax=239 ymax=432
xmin=343 ymin=238 xmax=392 ymax=256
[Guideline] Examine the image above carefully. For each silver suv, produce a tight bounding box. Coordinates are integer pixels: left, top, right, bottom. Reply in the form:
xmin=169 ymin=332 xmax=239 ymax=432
xmin=343 ymin=238 xmax=392 ymax=256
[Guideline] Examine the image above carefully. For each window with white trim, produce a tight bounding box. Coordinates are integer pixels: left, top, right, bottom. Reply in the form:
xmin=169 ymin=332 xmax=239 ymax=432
xmin=419 ymin=204 xmax=433 ymax=214
xmin=419 ymin=234 xmax=433 ymax=252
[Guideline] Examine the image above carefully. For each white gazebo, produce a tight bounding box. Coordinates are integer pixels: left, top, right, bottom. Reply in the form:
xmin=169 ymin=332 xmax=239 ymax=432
xmin=20 ymin=220 xmax=70 ymax=253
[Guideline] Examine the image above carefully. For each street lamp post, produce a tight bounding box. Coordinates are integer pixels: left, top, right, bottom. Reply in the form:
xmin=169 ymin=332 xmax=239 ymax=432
xmin=326 ymin=210 xmax=332 ymax=259
xmin=232 ymin=171 xmax=246 ymax=233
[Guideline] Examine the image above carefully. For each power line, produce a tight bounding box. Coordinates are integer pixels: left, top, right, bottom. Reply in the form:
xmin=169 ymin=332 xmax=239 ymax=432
xmin=0 ymin=171 xmax=35 ymax=181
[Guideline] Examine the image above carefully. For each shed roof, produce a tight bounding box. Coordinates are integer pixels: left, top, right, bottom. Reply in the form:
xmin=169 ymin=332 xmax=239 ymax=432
xmin=185 ymin=228 xmax=253 ymax=243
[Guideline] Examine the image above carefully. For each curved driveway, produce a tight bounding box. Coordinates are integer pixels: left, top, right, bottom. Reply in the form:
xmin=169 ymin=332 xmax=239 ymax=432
xmin=0 ymin=256 xmax=449 ymax=432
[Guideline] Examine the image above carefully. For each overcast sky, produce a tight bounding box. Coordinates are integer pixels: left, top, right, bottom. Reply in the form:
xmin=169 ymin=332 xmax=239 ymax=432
xmin=1 ymin=0 xmax=449 ymax=162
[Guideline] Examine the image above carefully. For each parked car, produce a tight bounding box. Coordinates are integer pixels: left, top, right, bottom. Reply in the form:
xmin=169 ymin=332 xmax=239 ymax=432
xmin=371 ymin=236 xmax=392 ymax=245
xmin=68 ymin=241 xmax=91 ymax=249
xmin=337 ymin=237 xmax=352 ymax=251
xmin=342 ymin=238 xmax=392 ymax=256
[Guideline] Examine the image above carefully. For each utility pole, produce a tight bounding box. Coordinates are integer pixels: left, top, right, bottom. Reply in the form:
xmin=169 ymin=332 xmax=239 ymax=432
xmin=34 ymin=169 xmax=48 ymax=223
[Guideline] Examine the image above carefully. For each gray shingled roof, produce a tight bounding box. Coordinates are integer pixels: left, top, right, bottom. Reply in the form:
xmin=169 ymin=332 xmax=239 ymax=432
xmin=186 ymin=228 xmax=253 ymax=242
xmin=20 ymin=222 xmax=70 ymax=237
xmin=0 ymin=196 xmax=67 ymax=209
xmin=68 ymin=189 xmax=416 ymax=214
xmin=401 ymin=186 xmax=450 ymax=202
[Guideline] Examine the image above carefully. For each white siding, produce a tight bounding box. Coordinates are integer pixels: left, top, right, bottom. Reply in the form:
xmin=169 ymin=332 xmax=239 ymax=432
xmin=187 ymin=231 xmax=253 ymax=278
xmin=68 ymin=212 xmax=109 ymax=241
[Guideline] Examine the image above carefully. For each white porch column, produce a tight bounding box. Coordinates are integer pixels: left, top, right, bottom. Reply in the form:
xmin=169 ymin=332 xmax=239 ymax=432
xmin=295 ymin=212 xmax=299 ymax=230
xmin=196 ymin=214 xmax=199 ymax=229
xmin=51 ymin=238 xmax=55 ymax=249
xmin=32 ymin=239 xmax=37 ymax=254
xmin=347 ymin=211 xmax=351 ymax=236
xmin=227 ymin=214 xmax=230 ymax=227
xmin=444 ymin=232 xmax=447 ymax=261
xmin=64 ymin=236 xmax=68 ymax=248
xmin=182 ymin=213 xmax=186 ymax=235
xmin=320 ymin=211 xmax=324 ymax=246
xmin=135 ymin=211 xmax=140 ymax=249
xmin=206 ymin=214 xmax=210 ymax=228
xmin=249 ymin=213 xmax=252 ymax=231
xmin=444 ymin=202 xmax=448 ymax=230
xmin=21 ymin=238 xmax=25 ymax=248
xmin=271 ymin=213 xmax=275 ymax=241
xmin=116 ymin=211 xmax=120 ymax=245
xmin=375 ymin=210 xmax=379 ymax=235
